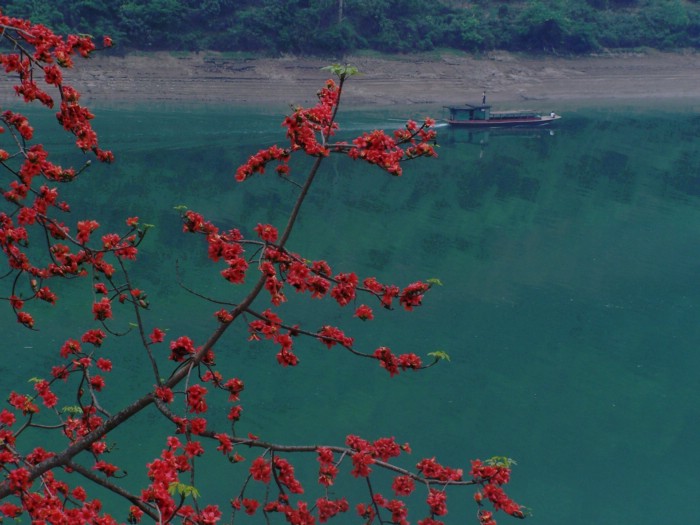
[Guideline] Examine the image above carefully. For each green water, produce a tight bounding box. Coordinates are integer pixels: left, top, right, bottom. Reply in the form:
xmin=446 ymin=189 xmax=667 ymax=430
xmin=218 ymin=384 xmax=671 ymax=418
xmin=4 ymin=102 xmax=700 ymax=524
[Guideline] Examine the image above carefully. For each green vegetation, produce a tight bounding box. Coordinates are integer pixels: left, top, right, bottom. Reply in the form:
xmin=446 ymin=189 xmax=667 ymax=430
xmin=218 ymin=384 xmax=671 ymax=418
xmin=5 ymin=0 xmax=700 ymax=55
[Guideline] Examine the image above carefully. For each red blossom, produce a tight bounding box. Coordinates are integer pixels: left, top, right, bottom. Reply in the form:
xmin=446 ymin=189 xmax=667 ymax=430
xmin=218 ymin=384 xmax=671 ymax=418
xmin=34 ymin=379 xmax=58 ymax=408
xmin=316 ymin=497 xmax=349 ymax=523
xmin=427 ymin=488 xmax=448 ymax=516
xmin=392 ymin=475 xmax=415 ymax=496
xmin=0 ymin=502 xmax=22 ymax=517
xmin=399 ymin=281 xmax=430 ymax=311
xmin=196 ymin=504 xmax=221 ymax=525
xmin=184 ymin=440 xmax=205 ymax=457
xmin=81 ymin=328 xmax=106 ymax=347
xmin=242 ymin=498 xmax=259 ymax=515
xmin=250 ymin=457 xmax=271 ymax=483
xmin=92 ymin=296 xmax=112 ymax=320
xmin=154 ymin=385 xmax=174 ymax=403
xmin=317 ymin=325 xmax=353 ymax=349
xmin=96 ymin=357 xmax=112 ymax=371
xmin=0 ymin=409 xmax=16 ymax=426
xmin=354 ymin=304 xmax=374 ymax=320
xmin=215 ymin=433 xmax=233 ymax=455
xmin=186 ymin=384 xmax=208 ymax=414
xmin=89 ymin=375 xmax=105 ymax=391
xmin=149 ymin=327 xmax=165 ymax=343
xmin=416 ymin=457 xmax=463 ymax=482
xmin=330 ymin=272 xmax=358 ymax=306
xmin=93 ymin=460 xmax=119 ymax=477
xmin=8 ymin=468 xmax=31 ymax=492
xmin=8 ymin=392 xmax=38 ymax=415
xmin=169 ymin=335 xmax=196 ymax=362
xmin=16 ymin=311 xmax=34 ymax=328
xmin=254 ymin=223 xmax=278 ymax=243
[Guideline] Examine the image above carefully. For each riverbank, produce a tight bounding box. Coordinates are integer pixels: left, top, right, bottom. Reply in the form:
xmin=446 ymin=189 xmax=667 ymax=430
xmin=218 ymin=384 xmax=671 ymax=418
xmin=7 ymin=50 xmax=700 ymax=108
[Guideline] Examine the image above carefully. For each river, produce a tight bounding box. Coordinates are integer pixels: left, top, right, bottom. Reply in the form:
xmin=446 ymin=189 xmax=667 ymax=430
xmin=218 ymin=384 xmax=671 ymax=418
xmin=3 ymin=102 xmax=698 ymax=524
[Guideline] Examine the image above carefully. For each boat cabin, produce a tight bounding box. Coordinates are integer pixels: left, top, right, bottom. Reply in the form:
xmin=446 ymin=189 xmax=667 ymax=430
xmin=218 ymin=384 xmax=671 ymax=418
xmin=445 ymin=104 xmax=492 ymax=122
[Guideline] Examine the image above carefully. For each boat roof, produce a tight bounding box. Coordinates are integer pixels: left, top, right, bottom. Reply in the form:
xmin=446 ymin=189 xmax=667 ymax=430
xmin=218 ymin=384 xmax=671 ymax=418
xmin=444 ymin=104 xmax=491 ymax=110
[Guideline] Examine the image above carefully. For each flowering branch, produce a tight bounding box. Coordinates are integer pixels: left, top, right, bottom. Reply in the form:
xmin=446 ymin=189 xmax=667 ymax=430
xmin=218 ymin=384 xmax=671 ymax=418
xmin=0 ymin=14 xmax=527 ymax=525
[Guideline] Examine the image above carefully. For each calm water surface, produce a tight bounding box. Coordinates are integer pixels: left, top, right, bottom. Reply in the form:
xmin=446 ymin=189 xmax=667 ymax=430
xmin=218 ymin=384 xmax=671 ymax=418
xmin=4 ymin=102 xmax=699 ymax=524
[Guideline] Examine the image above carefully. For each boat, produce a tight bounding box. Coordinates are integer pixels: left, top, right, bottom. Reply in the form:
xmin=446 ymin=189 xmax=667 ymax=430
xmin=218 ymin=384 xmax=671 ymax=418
xmin=444 ymin=103 xmax=561 ymax=128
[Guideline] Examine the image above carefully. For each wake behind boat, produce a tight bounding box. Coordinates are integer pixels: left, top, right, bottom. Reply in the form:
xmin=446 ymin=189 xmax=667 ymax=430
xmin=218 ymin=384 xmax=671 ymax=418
xmin=444 ymin=102 xmax=561 ymax=128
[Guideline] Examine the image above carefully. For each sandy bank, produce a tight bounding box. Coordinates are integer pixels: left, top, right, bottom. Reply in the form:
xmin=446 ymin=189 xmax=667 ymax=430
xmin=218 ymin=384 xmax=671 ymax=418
xmin=5 ymin=50 xmax=700 ymax=109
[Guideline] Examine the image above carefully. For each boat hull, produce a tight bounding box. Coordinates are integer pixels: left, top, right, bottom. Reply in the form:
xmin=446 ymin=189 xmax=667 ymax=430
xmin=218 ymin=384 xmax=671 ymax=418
xmin=447 ymin=115 xmax=561 ymax=128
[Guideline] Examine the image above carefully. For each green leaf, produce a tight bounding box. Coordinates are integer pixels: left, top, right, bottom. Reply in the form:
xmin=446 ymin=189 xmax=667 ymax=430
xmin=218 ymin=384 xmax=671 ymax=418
xmin=427 ymin=350 xmax=450 ymax=362
xmin=321 ymin=64 xmax=359 ymax=79
xmin=484 ymin=456 xmax=517 ymax=468
xmin=173 ymin=205 xmax=188 ymax=212
xmin=168 ymin=481 xmax=200 ymax=499
xmin=60 ymin=405 xmax=83 ymax=414
xmin=426 ymin=278 xmax=443 ymax=286
xmin=27 ymin=377 xmax=42 ymax=383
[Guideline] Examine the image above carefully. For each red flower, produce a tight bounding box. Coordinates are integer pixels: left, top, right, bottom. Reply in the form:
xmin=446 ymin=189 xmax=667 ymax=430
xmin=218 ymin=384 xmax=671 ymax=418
xmin=330 ymin=272 xmax=358 ymax=306
xmin=316 ymin=497 xmax=349 ymax=523
xmin=7 ymin=468 xmax=30 ymax=491
xmin=60 ymin=338 xmax=81 ymax=358
xmin=149 ymin=327 xmax=165 ymax=343
xmin=354 ymin=304 xmax=374 ymax=320
xmin=317 ymin=325 xmax=353 ymax=349
xmin=398 ymin=352 xmax=422 ymax=370
xmin=197 ymin=505 xmax=221 ymax=525
xmin=169 ymin=335 xmax=196 ymax=361
xmin=400 ymin=281 xmax=430 ymax=310
xmin=184 ymin=440 xmax=204 ymax=457
xmin=374 ymin=346 xmax=399 ymax=376
xmin=93 ymin=460 xmax=119 ymax=477
xmin=96 ymin=357 xmax=112 ymax=371
xmin=76 ymin=219 xmax=99 ymax=244
xmin=81 ymin=328 xmax=106 ymax=347
xmin=392 ymin=475 xmax=415 ymax=496
xmin=250 ymin=457 xmax=271 ymax=483
xmin=228 ymin=405 xmax=243 ymax=421
xmin=89 ymin=375 xmax=105 ymax=391
xmin=34 ymin=380 xmax=58 ymax=408
xmin=427 ymin=488 xmax=448 ymax=516
xmin=8 ymin=392 xmax=38 ymax=415
xmin=215 ymin=309 xmax=233 ymax=323
xmin=190 ymin=417 xmax=207 ymax=435
xmin=92 ymin=296 xmax=112 ymax=320
xmin=356 ymin=503 xmax=375 ymax=521
xmin=186 ymin=384 xmax=208 ymax=413
xmin=0 ymin=502 xmax=22 ymax=518
xmin=350 ymin=451 xmax=374 ymax=477
xmin=416 ymin=457 xmax=463 ymax=482
xmin=215 ymin=433 xmax=233 ymax=455
xmin=254 ymin=223 xmax=278 ymax=243
xmin=242 ymin=498 xmax=259 ymax=515
xmin=128 ymin=506 xmax=144 ymax=523
xmin=0 ymin=409 xmax=16 ymax=426
xmin=16 ymin=311 xmax=34 ymax=329
xmin=154 ymin=385 xmax=174 ymax=403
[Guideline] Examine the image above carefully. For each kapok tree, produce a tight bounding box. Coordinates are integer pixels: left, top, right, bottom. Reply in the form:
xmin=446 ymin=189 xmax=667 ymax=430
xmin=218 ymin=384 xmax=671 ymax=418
xmin=0 ymin=12 xmax=527 ymax=525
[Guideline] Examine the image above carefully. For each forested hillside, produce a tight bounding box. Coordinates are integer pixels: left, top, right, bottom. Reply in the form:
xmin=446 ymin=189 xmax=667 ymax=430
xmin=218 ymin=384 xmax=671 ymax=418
xmin=5 ymin=0 xmax=700 ymax=55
